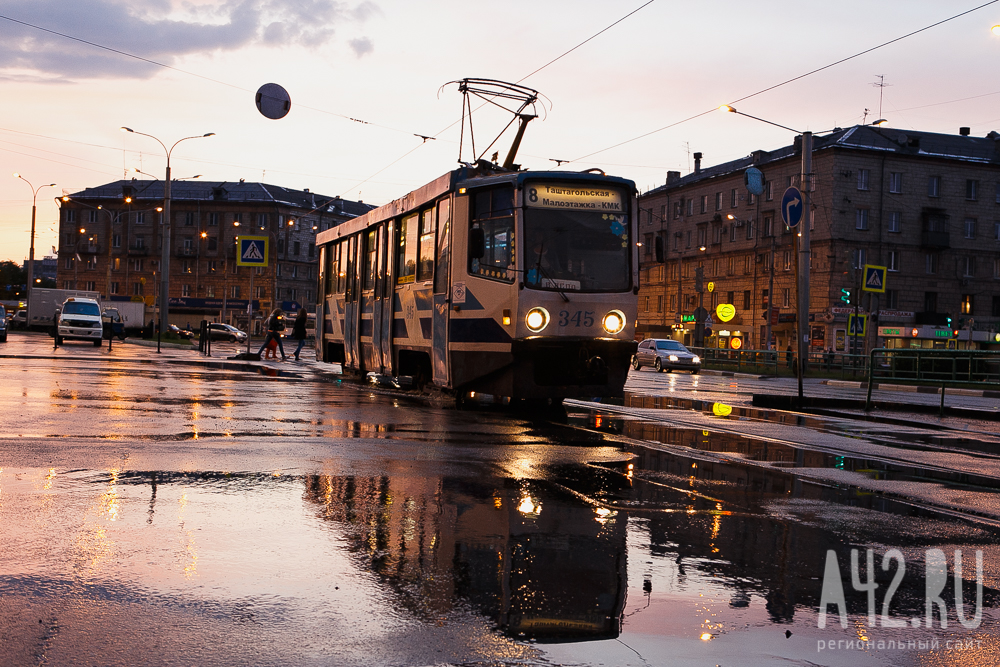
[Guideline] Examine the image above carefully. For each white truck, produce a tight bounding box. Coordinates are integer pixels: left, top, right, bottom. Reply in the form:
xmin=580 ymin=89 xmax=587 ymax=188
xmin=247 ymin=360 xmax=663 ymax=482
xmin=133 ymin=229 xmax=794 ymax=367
xmin=105 ymin=300 xmax=147 ymax=335
xmin=26 ymin=288 xmax=101 ymax=329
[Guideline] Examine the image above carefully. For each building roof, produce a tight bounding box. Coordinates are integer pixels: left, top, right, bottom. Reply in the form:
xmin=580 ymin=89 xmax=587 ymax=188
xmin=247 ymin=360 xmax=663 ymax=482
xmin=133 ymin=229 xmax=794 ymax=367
xmin=644 ymin=124 xmax=1000 ymax=196
xmin=67 ymin=180 xmax=376 ymax=218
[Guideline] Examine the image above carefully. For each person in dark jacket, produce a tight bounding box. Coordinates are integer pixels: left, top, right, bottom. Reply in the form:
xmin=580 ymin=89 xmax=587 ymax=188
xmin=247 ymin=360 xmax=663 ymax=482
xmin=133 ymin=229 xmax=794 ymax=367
xmin=256 ymin=308 xmax=287 ymax=360
xmin=290 ymin=309 xmax=308 ymax=361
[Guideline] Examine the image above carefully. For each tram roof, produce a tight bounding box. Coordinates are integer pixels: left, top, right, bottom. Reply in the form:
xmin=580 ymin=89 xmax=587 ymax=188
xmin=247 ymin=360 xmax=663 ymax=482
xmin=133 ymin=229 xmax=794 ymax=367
xmin=316 ymin=167 xmax=636 ymax=245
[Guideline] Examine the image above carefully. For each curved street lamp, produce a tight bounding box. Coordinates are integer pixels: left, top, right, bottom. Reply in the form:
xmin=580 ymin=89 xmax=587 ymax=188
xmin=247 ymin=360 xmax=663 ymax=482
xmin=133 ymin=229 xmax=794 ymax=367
xmin=13 ymin=173 xmax=56 ymax=302
xmin=120 ymin=128 xmax=214 ymax=348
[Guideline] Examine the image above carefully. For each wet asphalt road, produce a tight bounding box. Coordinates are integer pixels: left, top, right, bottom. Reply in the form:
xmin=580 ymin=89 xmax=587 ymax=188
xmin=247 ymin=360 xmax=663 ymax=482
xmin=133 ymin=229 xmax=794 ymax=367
xmin=1 ymin=332 xmax=1000 ymax=666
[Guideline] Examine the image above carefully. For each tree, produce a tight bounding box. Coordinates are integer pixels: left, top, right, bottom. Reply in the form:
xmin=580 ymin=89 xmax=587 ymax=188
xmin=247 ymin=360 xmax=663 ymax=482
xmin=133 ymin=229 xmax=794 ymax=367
xmin=0 ymin=261 xmax=26 ymax=299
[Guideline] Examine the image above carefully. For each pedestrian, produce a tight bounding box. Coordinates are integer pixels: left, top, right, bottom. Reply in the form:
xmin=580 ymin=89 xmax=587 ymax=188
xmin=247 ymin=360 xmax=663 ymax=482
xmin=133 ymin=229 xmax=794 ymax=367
xmin=256 ymin=308 xmax=287 ymax=360
xmin=52 ymin=307 xmax=61 ymax=348
xmin=290 ymin=309 xmax=308 ymax=361
xmin=825 ymin=347 xmax=834 ymax=371
xmin=785 ymin=344 xmax=793 ymax=369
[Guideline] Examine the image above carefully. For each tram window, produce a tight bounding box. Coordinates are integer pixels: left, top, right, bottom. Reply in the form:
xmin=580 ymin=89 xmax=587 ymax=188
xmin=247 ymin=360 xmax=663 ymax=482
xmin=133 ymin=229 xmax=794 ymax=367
xmin=334 ymin=242 xmax=345 ymax=294
xmin=363 ymin=229 xmax=377 ymax=290
xmin=434 ymin=198 xmax=451 ymax=294
xmin=418 ymin=209 xmax=435 ymax=281
xmin=469 ymin=186 xmax=515 ymax=282
xmin=397 ymin=213 xmax=418 ymax=284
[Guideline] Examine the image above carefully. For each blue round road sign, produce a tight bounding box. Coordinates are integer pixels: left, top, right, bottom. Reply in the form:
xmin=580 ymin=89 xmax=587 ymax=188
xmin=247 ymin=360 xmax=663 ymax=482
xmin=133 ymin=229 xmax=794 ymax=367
xmin=781 ymin=186 xmax=803 ymax=228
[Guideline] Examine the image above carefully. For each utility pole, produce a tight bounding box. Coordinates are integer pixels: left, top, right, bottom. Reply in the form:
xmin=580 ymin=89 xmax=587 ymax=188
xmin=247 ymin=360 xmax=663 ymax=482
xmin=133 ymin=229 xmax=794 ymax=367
xmin=796 ymin=132 xmax=812 ymax=403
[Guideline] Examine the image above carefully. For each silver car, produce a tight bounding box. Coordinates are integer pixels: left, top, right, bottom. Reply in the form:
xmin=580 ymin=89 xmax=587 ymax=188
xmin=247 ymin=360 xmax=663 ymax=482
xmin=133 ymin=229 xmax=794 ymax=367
xmin=632 ymin=338 xmax=701 ymax=373
xmin=208 ymin=323 xmax=248 ymax=343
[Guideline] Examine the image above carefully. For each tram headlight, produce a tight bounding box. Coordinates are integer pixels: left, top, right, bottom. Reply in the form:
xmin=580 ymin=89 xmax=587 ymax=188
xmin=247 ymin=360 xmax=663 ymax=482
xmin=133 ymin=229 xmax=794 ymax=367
xmin=525 ymin=307 xmax=549 ymax=332
xmin=602 ymin=310 xmax=626 ymax=334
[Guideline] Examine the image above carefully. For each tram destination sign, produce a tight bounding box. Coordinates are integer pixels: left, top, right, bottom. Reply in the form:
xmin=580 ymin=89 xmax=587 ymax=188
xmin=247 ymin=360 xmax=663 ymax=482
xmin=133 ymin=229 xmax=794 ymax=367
xmin=525 ymin=183 xmax=623 ymax=212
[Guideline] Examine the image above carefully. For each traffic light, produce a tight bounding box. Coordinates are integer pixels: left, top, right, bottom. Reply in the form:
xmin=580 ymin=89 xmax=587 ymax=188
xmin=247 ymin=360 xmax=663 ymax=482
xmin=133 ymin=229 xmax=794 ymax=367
xmin=695 ymin=267 xmax=704 ymax=293
xmin=840 ymin=288 xmax=852 ymax=304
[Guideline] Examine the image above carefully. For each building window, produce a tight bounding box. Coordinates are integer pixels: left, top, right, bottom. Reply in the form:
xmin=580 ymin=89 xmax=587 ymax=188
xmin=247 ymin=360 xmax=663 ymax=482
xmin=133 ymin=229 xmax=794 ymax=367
xmin=744 ymin=255 xmax=752 ymax=274
xmin=208 ymin=213 xmax=219 ymax=226
xmin=964 ymin=218 xmax=977 ymax=239
xmin=308 ymin=243 xmax=315 ymax=258
xmin=961 ymin=294 xmax=974 ymax=315
xmin=686 ymin=230 xmax=691 ymax=248
xmin=231 ymin=285 xmax=240 ymax=298
xmin=762 ymin=215 xmax=773 ymax=237
xmin=747 ymin=192 xmax=756 ymax=206
xmin=65 ymin=209 xmax=76 ymax=223
xmin=924 ymin=291 xmax=937 ymax=313
xmin=207 ymin=260 xmax=217 ymax=273
xmin=887 ymin=211 xmax=901 ymax=233
xmin=729 ymin=223 xmax=737 ymax=242
xmin=715 ymin=192 xmax=722 ymax=211
xmin=87 ymin=210 xmax=97 ymax=224
xmin=109 ymin=281 xmax=119 ymax=295
xmin=883 ymin=289 xmax=898 ymax=309
xmin=293 ymin=240 xmax=301 ymax=256
xmin=669 ymin=294 xmax=676 ymax=311
xmin=182 ymin=284 xmax=191 ymax=296
xmin=656 ymin=295 xmax=663 ymax=313
xmin=686 ymin=199 xmax=694 ymax=216
xmin=84 ymin=280 xmax=95 ymax=291
xmin=135 ymin=212 xmax=145 ymax=225
xmin=995 ymin=222 xmax=1000 ymax=241
xmin=746 ymin=220 xmax=755 ymax=240
xmin=86 ymin=256 xmax=97 ymax=270
xmin=256 ymin=286 xmax=265 ymax=298
xmin=182 ymin=260 xmax=192 ymax=274
xmin=133 ymin=282 xmax=143 ymax=296
xmin=697 ymin=227 xmax=707 ymax=247
xmin=277 ymin=238 xmax=285 ymax=254
xmin=994 ymin=296 xmax=1000 ymax=317
xmin=673 ymin=201 xmax=681 ymax=219
xmin=184 ymin=212 xmax=195 ymax=226
xmin=113 ymin=258 xmax=120 ymax=271
xmin=966 ymin=179 xmax=979 ymax=201
xmin=291 ymin=265 xmax=298 ymax=279
xmin=782 ymin=287 xmax=790 ymax=308
xmin=783 ymin=250 xmax=791 ymax=270
xmin=888 ymin=172 xmax=902 ymax=193
xmin=700 ymin=195 xmax=708 ymax=214
xmin=276 ymin=263 xmax=282 ymax=277
xmin=112 ymin=234 xmax=121 ymax=248
xmin=206 ymin=285 xmax=215 ymax=298
xmin=255 ymin=266 xmax=264 ymax=276
xmin=853 ymin=248 xmax=867 ymax=269
xmin=925 ymin=253 xmax=937 ymax=274
xmin=928 ymin=175 xmax=941 ymax=198
xmin=855 ymin=209 xmax=869 ymax=230
xmin=888 ymin=250 xmax=899 ymax=271
xmin=962 ymin=256 xmax=976 ymax=277
xmin=257 ymin=213 xmax=268 ymax=229
xmin=731 ymin=189 xmax=738 ymax=208
xmin=207 ymin=236 xmax=218 ymax=252
xmin=133 ymin=258 xmax=143 ymax=272
xmin=857 ymin=169 xmax=870 ymax=191
xmin=743 ymin=290 xmax=751 ymax=309
xmin=995 ymin=257 xmax=1000 ymax=279
xmin=765 ymin=181 xmax=772 ymax=201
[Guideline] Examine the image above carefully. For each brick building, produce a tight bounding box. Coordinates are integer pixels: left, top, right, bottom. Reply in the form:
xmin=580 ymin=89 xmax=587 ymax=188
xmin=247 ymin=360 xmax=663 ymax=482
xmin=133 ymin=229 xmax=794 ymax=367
xmin=637 ymin=125 xmax=1000 ymax=353
xmin=56 ymin=180 xmax=373 ymax=331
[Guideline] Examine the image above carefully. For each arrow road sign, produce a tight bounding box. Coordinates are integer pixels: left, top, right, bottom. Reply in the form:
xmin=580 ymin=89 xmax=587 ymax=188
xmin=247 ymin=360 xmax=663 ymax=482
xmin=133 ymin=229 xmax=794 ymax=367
xmin=862 ymin=264 xmax=887 ymax=293
xmin=780 ymin=186 xmax=803 ymax=228
xmin=237 ymin=236 xmax=269 ymax=267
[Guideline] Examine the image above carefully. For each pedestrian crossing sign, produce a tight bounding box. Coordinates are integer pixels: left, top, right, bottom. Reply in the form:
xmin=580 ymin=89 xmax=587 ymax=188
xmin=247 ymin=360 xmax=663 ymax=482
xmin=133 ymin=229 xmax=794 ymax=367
xmin=237 ymin=236 xmax=269 ymax=267
xmin=848 ymin=313 xmax=867 ymax=336
xmin=862 ymin=264 xmax=887 ymax=293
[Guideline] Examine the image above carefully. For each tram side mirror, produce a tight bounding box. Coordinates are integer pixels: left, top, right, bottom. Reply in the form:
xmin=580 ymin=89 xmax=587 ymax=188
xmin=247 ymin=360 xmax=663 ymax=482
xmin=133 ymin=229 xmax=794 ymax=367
xmin=654 ymin=236 xmax=664 ymax=263
xmin=469 ymin=227 xmax=485 ymax=259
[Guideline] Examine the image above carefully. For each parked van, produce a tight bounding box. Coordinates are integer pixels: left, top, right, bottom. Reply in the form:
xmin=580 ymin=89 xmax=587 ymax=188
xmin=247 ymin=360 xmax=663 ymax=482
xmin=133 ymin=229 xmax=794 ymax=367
xmin=56 ymin=298 xmax=104 ymax=346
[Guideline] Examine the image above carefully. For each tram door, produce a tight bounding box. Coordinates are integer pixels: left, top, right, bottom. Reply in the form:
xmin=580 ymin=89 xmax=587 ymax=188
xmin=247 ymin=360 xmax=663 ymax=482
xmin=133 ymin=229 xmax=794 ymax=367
xmin=371 ymin=222 xmax=392 ymax=374
xmin=378 ymin=220 xmax=395 ymax=375
xmin=344 ymin=234 xmax=361 ymax=370
xmin=431 ymin=198 xmax=451 ymax=385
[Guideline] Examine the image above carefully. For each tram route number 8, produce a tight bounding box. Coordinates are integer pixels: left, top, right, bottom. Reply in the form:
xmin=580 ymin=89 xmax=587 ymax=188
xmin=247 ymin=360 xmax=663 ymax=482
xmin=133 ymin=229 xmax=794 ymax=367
xmin=528 ymin=188 xmax=538 ymax=203
xmin=558 ymin=310 xmax=595 ymax=327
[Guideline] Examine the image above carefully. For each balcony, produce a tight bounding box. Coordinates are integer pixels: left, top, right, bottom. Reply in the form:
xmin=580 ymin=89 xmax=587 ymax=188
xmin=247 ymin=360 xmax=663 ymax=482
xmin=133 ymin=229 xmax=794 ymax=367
xmin=920 ymin=230 xmax=950 ymax=249
xmin=175 ymin=247 xmax=199 ymax=258
xmin=127 ymin=245 xmax=150 ymax=256
xmin=81 ymin=243 xmax=101 ymax=254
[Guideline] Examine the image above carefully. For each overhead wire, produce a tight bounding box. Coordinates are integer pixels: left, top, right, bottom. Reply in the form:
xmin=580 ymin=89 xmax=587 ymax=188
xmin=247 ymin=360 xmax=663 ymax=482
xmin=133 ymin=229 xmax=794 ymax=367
xmin=571 ymin=0 xmax=1000 ymax=163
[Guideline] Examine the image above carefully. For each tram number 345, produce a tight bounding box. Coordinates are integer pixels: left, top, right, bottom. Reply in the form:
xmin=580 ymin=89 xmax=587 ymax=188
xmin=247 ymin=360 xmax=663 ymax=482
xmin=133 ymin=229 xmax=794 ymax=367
xmin=558 ymin=310 xmax=595 ymax=327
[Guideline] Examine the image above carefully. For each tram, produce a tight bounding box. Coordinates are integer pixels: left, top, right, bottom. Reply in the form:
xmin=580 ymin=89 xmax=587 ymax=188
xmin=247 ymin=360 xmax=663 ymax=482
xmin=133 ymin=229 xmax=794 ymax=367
xmin=315 ymin=162 xmax=638 ymax=403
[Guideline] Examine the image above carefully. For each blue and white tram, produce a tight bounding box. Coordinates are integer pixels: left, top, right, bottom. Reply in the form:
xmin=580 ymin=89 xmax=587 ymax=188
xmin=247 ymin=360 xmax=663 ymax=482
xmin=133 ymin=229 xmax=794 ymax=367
xmin=315 ymin=165 xmax=638 ymax=402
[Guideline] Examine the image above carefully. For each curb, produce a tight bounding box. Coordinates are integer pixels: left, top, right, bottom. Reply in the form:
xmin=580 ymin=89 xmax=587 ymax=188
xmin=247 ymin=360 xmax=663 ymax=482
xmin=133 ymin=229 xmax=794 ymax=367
xmin=700 ymin=369 xmax=770 ymax=379
xmin=823 ymin=379 xmax=1000 ymax=398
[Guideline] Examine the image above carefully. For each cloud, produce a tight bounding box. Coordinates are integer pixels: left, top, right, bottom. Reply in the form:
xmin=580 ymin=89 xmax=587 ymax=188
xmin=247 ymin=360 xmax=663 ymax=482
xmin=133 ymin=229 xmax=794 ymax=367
xmin=0 ymin=0 xmax=378 ymax=80
xmin=348 ymin=37 xmax=373 ymax=58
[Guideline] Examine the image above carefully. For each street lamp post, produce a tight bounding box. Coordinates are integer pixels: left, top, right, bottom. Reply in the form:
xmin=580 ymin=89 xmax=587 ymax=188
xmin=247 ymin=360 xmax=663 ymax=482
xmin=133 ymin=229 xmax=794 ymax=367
xmin=120 ymin=128 xmax=214 ymax=346
xmin=720 ymin=106 xmax=812 ymax=403
xmin=13 ymin=174 xmax=56 ymax=302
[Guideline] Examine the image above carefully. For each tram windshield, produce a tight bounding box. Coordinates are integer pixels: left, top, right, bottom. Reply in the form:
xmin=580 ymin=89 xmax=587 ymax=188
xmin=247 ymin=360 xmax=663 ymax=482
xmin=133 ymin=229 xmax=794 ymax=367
xmin=523 ymin=184 xmax=630 ymax=293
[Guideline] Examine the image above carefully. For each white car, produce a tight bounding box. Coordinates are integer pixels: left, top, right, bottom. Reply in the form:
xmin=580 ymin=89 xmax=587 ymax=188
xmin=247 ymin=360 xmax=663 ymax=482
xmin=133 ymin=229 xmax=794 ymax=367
xmin=57 ymin=298 xmax=104 ymax=347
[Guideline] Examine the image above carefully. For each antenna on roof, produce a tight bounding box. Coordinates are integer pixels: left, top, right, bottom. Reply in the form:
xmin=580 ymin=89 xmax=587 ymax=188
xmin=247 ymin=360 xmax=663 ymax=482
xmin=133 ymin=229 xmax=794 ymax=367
xmin=871 ymin=75 xmax=890 ymax=120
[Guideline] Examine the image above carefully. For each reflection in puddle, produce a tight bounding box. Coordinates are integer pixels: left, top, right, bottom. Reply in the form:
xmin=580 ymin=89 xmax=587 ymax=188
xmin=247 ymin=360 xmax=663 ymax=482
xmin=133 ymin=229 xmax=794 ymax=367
xmin=303 ymin=474 xmax=628 ymax=642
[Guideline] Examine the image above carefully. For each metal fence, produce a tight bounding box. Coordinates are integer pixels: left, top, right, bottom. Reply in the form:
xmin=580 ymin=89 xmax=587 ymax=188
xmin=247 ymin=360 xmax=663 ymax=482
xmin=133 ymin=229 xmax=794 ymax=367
xmin=690 ymin=347 xmax=871 ymax=379
xmin=864 ymin=348 xmax=1000 ymax=413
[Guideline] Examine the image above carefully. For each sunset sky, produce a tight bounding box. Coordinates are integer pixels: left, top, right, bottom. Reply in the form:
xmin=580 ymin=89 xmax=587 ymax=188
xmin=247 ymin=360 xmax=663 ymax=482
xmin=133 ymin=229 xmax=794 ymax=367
xmin=2 ymin=0 xmax=999 ymax=262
